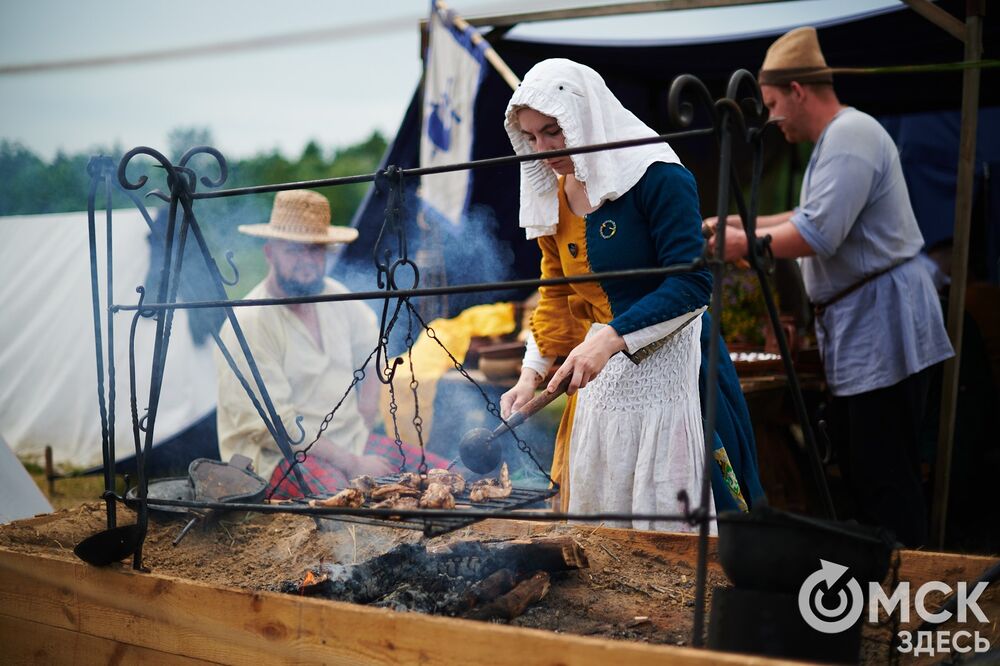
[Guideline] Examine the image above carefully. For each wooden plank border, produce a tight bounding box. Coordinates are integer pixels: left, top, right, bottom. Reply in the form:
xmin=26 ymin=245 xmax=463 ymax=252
xmin=2 ymin=519 xmax=995 ymax=665
xmin=1 ymin=614 xmax=212 ymax=665
xmin=0 ymin=548 xmax=802 ymax=665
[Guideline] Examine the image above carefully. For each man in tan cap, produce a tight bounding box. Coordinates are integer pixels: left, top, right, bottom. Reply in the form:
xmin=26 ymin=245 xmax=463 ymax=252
xmin=707 ymin=27 xmax=952 ymax=547
xmin=215 ymin=190 xmax=443 ymax=498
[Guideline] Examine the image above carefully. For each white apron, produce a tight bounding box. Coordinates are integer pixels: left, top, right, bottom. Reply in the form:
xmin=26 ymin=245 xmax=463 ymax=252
xmin=567 ymin=317 xmax=716 ymax=533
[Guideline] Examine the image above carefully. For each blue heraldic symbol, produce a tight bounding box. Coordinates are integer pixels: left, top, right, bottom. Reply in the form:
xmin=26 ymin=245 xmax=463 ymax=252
xmin=427 ymin=77 xmax=462 ymax=155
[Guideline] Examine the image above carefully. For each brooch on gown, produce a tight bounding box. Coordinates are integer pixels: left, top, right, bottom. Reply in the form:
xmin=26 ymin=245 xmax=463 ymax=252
xmin=599 ymin=219 xmax=617 ymax=239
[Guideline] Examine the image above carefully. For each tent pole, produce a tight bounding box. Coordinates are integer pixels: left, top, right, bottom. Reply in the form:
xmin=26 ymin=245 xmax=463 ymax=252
xmin=900 ymin=0 xmax=967 ymax=41
xmin=436 ymin=1 xmax=521 ymax=90
xmin=930 ymin=0 xmax=984 ymax=550
xmin=461 ymin=0 xmax=798 ymax=30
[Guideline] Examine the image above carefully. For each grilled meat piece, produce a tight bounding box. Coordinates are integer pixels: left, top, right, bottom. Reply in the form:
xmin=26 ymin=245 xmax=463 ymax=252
xmin=419 ymin=482 xmax=456 ymax=509
xmin=350 ymin=475 xmax=378 ymax=498
xmin=468 ymin=463 xmax=512 ymax=502
xmin=308 ymin=487 xmax=365 ymax=508
xmin=371 ymin=495 xmax=419 ymax=514
xmin=425 ymin=468 xmax=466 ymax=494
xmin=398 ymin=472 xmax=422 ymax=489
xmin=370 ymin=483 xmax=421 ymax=500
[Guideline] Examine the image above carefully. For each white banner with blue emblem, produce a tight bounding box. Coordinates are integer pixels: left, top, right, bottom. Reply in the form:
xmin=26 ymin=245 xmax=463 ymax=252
xmin=419 ymin=2 xmax=487 ymax=227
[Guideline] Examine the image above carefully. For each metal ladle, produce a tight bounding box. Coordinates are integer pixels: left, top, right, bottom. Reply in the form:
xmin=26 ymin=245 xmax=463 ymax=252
xmin=454 ymin=376 xmax=570 ymax=474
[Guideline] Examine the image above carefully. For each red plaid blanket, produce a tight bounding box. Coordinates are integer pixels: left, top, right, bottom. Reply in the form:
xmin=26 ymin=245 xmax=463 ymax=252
xmin=267 ymin=434 xmax=448 ymax=499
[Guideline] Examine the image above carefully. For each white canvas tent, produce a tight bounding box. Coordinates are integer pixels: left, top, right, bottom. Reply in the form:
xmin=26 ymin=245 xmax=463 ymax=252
xmin=0 ymin=209 xmax=217 ymax=468
xmin=0 ymin=435 xmax=52 ymax=523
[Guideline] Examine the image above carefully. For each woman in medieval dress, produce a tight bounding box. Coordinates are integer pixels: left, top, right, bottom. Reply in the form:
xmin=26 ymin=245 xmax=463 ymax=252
xmin=499 ymin=59 xmax=764 ymax=531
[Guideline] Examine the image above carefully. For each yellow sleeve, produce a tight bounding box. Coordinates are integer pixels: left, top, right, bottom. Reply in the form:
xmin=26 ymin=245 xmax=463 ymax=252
xmin=529 ymin=234 xmax=587 ymax=358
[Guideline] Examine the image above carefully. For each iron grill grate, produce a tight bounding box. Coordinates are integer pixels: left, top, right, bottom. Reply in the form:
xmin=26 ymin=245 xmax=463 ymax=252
xmin=303 ymin=472 xmax=558 ymax=537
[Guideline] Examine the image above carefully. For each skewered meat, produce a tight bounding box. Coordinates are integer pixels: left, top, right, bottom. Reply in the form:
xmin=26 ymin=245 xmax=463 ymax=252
xmin=426 ymin=468 xmax=466 ymax=494
xmin=308 ymin=487 xmax=365 ymax=508
xmin=371 ymin=484 xmax=421 ymax=500
xmin=350 ymin=475 xmax=377 ymax=498
xmin=419 ymin=482 xmax=456 ymax=509
xmin=468 ymin=463 xmax=512 ymax=502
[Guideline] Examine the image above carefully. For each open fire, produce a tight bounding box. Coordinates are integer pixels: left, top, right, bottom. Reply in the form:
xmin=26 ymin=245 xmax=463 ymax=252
xmin=284 ymin=536 xmax=588 ymax=620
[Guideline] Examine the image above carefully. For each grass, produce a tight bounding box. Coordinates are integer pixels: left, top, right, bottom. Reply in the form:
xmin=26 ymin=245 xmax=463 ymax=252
xmin=22 ymin=457 xmax=124 ymax=512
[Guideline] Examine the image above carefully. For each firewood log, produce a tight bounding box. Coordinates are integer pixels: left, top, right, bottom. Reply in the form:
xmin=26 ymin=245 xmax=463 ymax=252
xmin=467 ymin=571 xmax=551 ymax=621
xmin=459 ymin=568 xmax=516 ymax=611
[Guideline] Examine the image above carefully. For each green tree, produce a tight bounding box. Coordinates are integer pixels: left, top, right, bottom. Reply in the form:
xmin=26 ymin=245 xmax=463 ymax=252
xmin=0 ymin=141 xmax=47 ymax=215
xmin=168 ymin=127 xmax=215 ymax=163
xmin=0 ymin=129 xmax=389 ymax=299
xmin=0 ymin=129 xmax=388 ymax=220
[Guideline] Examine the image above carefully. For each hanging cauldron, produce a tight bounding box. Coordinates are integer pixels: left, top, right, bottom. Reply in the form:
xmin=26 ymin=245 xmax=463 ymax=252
xmin=708 ymin=506 xmax=897 ymax=663
xmin=716 ymin=505 xmax=897 ymax=593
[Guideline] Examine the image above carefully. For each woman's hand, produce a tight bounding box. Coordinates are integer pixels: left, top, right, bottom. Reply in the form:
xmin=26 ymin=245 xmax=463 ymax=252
xmin=548 ymin=326 xmax=625 ymax=395
xmin=500 ymin=369 xmax=544 ymax=419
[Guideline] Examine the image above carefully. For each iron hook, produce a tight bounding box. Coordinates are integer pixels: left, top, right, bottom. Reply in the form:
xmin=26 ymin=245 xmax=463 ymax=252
xmin=219 ymin=250 xmax=240 ymax=286
xmin=287 ymin=415 xmax=306 ymax=446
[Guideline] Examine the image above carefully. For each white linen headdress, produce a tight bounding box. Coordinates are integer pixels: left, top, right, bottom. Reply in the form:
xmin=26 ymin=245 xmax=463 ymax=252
xmin=504 ymin=58 xmax=682 ymax=239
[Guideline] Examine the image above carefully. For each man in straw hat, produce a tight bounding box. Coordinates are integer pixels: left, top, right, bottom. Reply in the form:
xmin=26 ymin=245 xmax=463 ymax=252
xmin=707 ymin=27 xmax=952 ymax=547
xmin=215 ymin=189 xmax=444 ymax=498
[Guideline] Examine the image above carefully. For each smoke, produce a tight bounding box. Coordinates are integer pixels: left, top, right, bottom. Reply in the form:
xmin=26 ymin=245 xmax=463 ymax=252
xmin=324 ymin=191 xmax=555 ymax=482
xmin=436 ymin=202 xmax=518 ymax=314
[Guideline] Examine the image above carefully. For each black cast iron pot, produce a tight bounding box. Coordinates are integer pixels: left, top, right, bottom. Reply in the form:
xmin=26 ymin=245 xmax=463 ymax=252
xmin=716 ymin=505 xmax=898 ymax=594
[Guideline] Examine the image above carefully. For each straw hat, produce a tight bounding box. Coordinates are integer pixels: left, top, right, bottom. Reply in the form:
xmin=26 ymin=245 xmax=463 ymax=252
xmin=238 ymin=190 xmax=359 ymax=244
xmin=759 ymin=27 xmax=834 ymax=86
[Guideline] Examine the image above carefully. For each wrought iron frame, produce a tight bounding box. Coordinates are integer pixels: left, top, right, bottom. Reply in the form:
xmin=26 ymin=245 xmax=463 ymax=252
xmin=84 ymin=69 xmax=831 ymax=647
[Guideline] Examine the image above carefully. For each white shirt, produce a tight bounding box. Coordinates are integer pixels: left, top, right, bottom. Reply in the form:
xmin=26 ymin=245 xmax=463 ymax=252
xmin=214 ymin=277 xmax=378 ymax=478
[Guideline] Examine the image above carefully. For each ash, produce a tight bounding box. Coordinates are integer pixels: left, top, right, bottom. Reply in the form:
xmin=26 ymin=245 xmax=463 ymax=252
xmin=281 ymin=541 xmax=516 ymax=616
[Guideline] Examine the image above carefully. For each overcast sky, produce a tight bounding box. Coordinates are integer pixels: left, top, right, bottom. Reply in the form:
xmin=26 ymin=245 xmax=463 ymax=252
xmin=0 ymin=0 xmax=899 ymax=161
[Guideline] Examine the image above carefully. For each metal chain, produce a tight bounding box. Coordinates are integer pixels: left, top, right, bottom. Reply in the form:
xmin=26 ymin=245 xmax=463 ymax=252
xmin=376 ymin=299 xmax=408 ymax=472
xmin=404 ymin=308 xmax=429 ymax=475
xmin=380 ymin=295 xmax=416 ymax=473
xmin=405 ymin=301 xmax=557 ymax=487
xmin=386 ymin=371 xmax=407 ymax=472
xmin=264 ymin=347 xmax=377 ymax=500
xmin=266 ymin=161 xmax=561 ymax=494
xmin=269 ymin=163 xmax=414 ymax=497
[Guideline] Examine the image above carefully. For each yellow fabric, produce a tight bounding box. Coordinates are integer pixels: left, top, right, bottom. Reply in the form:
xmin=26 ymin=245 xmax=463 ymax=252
xmin=378 ymin=302 xmax=517 ymax=448
xmin=529 ymin=178 xmax=613 ymax=359
xmin=532 ymin=179 xmax=617 ymax=511
xmin=550 ymin=391 xmax=577 ymax=512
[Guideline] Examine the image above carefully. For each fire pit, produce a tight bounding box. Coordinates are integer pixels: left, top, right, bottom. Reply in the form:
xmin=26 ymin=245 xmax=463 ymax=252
xmin=287 ymin=537 xmax=587 ymax=620
xmin=2 ymin=506 xmax=998 ymax=665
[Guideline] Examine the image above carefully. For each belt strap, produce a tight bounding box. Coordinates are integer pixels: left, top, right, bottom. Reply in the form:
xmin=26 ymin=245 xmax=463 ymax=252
xmin=813 ymin=255 xmax=915 ymax=317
